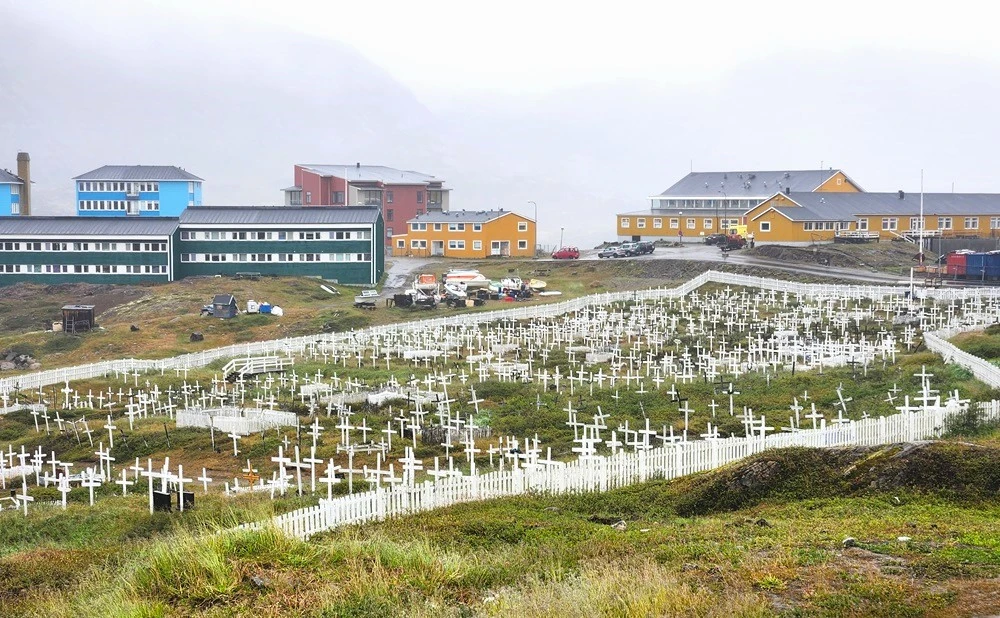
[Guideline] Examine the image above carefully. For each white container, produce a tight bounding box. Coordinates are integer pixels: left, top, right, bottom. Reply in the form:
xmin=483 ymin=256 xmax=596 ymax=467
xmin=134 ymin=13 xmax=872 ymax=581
xmin=246 ymin=300 xmax=260 ymax=313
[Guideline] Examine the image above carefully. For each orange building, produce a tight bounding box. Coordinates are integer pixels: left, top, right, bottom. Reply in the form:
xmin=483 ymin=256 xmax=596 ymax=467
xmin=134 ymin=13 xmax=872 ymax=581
xmin=745 ymin=191 xmax=1000 ymax=245
xmin=391 ymin=209 xmax=536 ymax=258
xmin=616 ymin=169 xmax=862 ymax=241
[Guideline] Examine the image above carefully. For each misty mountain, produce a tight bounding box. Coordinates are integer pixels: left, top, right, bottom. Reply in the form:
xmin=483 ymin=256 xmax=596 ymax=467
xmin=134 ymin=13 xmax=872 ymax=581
xmin=3 ymin=2 xmax=1000 ymax=248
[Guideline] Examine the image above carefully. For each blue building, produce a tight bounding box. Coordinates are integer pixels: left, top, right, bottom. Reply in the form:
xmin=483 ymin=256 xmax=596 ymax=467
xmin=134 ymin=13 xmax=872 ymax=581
xmin=73 ymin=165 xmax=203 ymax=217
xmin=0 ymin=167 xmax=24 ymax=217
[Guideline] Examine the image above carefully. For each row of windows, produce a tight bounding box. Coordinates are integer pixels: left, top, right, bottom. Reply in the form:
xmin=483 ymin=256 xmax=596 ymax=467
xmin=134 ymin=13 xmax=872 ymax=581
xmin=10 ymin=185 xmax=18 ymax=195
xmin=625 ymin=217 xmax=724 ymax=230
xmin=407 ymin=222 xmax=530 ymax=233
xmin=654 ymin=199 xmax=759 ymax=210
xmin=79 ymin=200 xmax=159 ymax=211
xmin=179 ymin=253 xmax=372 ymax=263
xmin=0 ymin=264 xmax=167 ymax=274
xmin=401 ymin=239 xmax=529 ymax=251
xmin=410 ymin=222 xmax=483 ymax=232
xmin=179 ymin=230 xmax=372 ymax=241
xmin=878 ymin=216 xmax=1000 ymax=231
xmin=0 ymin=241 xmax=167 ymax=252
xmin=77 ymin=181 xmax=198 ymax=193
xmin=802 ymin=222 xmax=846 ymax=231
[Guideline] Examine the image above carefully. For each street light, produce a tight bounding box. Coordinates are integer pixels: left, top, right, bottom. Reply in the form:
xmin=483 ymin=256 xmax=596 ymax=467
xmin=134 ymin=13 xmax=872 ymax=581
xmin=527 ymin=200 xmax=538 ymax=251
xmin=560 ymin=226 xmax=564 ymax=249
xmin=717 ymin=190 xmax=727 ymax=234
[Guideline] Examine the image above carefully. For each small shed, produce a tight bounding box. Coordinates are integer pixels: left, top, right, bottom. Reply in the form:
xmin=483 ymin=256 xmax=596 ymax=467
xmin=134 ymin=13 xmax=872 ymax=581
xmin=62 ymin=305 xmax=96 ymax=333
xmin=212 ymin=294 xmax=239 ymax=319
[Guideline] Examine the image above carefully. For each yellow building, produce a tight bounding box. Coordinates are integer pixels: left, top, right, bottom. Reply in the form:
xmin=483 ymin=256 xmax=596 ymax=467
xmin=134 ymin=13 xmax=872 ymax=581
xmin=617 ymin=169 xmax=861 ymax=241
xmin=391 ymin=209 xmax=536 ymax=258
xmin=745 ymin=191 xmax=1000 ymax=245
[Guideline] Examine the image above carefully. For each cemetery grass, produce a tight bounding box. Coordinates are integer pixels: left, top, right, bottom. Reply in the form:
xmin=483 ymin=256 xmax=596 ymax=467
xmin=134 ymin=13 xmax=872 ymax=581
xmin=0 ymin=258 xmax=867 ymax=375
xmin=7 ymin=444 xmax=1000 ymax=617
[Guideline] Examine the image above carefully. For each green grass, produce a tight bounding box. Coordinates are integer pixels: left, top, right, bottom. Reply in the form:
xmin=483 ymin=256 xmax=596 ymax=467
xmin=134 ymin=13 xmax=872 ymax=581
xmin=5 ymin=443 xmax=1000 ymax=617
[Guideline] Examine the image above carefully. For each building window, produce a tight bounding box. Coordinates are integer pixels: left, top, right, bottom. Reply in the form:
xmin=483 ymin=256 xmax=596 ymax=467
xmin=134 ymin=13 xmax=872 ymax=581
xmin=686 ymin=218 xmax=695 ymax=229
xmin=386 ymin=209 xmax=393 ymax=222
xmin=882 ymin=217 xmax=898 ymax=231
xmin=448 ymin=223 xmax=466 ymax=232
xmin=991 ymin=217 xmax=1000 ymax=230
xmin=653 ymin=218 xmax=662 ymax=229
xmin=857 ymin=219 xmax=868 ymax=231
xmin=803 ymin=222 xmax=814 ymax=231
xmin=964 ymin=217 xmax=979 ymax=230
xmin=518 ymin=221 xmax=528 ymax=232
xmin=518 ymin=240 xmax=528 ymax=250
xmin=386 ymin=191 xmax=394 ymax=203
xmin=333 ymin=191 xmax=344 ymax=204
xmin=396 ymin=239 xmax=405 ymax=249
xmin=448 ymin=240 xmax=466 ymax=250
xmin=417 ymin=191 xmax=423 ymax=204
xmin=669 ymin=218 xmax=679 ymax=229
xmin=938 ymin=216 xmax=953 ymax=230
xmin=473 ymin=240 xmax=482 ymax=250
xmin=621 ymin=218 xmax=630 ymax=228
xmin=473 ymin=223 xmax=482 ymax=232
xmin=909 ymin=217 xmax=923 ymax=231
xmin=759 ymin=221 xmax=771 ymax=232
xmin=636 ymin=218 xmax=646 ymax=229
xmin=703 ymin=218 xmax=712 ymax=229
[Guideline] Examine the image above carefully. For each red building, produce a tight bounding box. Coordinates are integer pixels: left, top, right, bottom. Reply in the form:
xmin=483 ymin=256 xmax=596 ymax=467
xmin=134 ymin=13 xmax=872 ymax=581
xmin=283 ymin=164 xmax=450 ymax=239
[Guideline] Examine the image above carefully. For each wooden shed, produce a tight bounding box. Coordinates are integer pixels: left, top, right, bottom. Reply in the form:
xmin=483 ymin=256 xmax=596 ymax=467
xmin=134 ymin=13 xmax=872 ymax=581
xmin=62 ymin=305 xmax=96 ymax=333
xmin=212 ymin=294 xmax=239 ymax=319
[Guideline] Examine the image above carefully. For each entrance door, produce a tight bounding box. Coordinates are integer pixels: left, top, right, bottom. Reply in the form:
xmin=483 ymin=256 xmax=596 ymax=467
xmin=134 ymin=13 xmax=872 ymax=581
xmin=431 ymin=241 xmax=444 ymax=256
xmin=493 ymin=241 xmax=510 ymax=256
xmin=127 ymin=200 xmax=140 ymax=216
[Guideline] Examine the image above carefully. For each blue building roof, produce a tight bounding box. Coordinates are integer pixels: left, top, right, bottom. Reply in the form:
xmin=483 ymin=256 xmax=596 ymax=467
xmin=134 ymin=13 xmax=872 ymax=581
xmin=73 ymin=165 xmax=203 ymax=181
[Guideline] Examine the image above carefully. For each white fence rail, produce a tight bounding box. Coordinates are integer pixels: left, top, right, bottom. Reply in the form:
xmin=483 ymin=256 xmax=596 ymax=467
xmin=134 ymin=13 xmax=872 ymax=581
xmin=175 ymin=408 xmax=297 ymax=435
xmin=261 ymin=401 xmax=971 ymax=541
xmin=7 ymin=270 xmax=1000 ymax=397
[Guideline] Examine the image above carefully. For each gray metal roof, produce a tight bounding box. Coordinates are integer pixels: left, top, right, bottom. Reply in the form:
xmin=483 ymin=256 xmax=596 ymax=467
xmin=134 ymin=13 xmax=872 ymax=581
xmin=766 ymin=192 xmax=1000 ymax=221
xmin=656 ymin=170 xmax=848 ymax=198
xmin=0 ymin=217 xmax=179 ymax=236
xmin=282 ymin=185 xmax=302 ymax=192
xmin=410 ymin=210 xmax=522 ymax=224
xmin=299 ymin=164 xmax=443 ymax=185
xmin=73 ymin=165 xmax=204 ymax=181
xmin=180 ymin=206 xmax=381 ymax=226
xmin=0 ymin=169 xmax=23 ymax=184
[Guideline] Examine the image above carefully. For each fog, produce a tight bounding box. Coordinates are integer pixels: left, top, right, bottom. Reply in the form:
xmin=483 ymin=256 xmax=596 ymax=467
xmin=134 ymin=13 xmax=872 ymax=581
xmin=2 ymin=1 xmax=998 ymax=248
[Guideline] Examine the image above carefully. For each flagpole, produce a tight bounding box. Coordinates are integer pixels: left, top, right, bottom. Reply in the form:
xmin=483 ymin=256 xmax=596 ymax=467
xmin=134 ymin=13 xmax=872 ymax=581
xmin=919 ymin=169 xmax=924 ymax=265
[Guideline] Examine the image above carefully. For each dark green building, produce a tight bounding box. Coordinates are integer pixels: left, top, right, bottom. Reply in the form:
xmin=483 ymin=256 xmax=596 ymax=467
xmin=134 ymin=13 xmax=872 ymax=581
xmin=0 ymin=206 xmax=384 ymax=286
xmin=177 ymin=206 xmax=383 ymax=284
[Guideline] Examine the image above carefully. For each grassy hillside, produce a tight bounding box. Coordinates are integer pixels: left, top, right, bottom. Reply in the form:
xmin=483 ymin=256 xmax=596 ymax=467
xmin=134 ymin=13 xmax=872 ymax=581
xmin=0 ymin=258 xmax=870 ymax=374
xmin=5 ymin=441 xmax=1000 ymax=617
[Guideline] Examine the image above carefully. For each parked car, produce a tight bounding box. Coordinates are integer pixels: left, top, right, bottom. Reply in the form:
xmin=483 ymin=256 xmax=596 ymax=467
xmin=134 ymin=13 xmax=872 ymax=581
xmin=551 ymin=246 xmax=580 ymax=259
xmin=597 ymin=247 xmax=619 ymax=258
xmin=704 ymin=233 xmax=728 ymax=246
xmin=619 ymin=242 xmax=640 ymax=256
xmin=635 ymin=241 xmax=655 ymax=255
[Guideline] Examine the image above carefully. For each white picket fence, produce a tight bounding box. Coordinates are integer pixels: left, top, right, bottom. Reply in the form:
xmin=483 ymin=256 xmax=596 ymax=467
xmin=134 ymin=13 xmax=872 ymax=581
xmin=6 ymin=270 xmax=1000 ymax=397
xmin=261 ymin=399 xmax=990 ymax=541
xmin=175 ymin=408 xmax=297 ymax=435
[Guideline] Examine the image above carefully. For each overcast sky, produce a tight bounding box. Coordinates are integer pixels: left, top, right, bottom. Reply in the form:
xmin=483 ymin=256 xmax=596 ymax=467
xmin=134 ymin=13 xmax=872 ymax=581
xmin=180 ymin=0 xmax=996 ymax=103
xmin=3 ymin=1 xmax=999 ymax=247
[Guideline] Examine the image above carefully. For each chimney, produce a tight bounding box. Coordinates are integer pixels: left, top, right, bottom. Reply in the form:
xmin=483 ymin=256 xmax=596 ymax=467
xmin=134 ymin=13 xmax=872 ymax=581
xmin=356 ymin=162 xmax=360 ymax=169
xmin=16 ymin=152 xmax=30 ymax=216
xmin=784 ymin=186 xmax=790 ymax=195
xmin=898 ymin=190 xmax=905 ymax=200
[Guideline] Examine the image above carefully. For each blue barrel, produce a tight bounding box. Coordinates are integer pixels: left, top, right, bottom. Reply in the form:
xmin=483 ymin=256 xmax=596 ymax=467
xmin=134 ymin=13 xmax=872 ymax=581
xmin=966 ymin=253 xmax=987 ymax=279
xmin=986 ymin=253 xmax=1000 ymax=280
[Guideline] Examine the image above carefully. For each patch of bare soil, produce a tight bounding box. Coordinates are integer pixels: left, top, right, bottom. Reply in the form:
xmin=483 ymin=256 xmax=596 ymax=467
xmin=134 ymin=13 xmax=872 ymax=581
xmin=746 ymin=242 xmax=920 ymax=270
